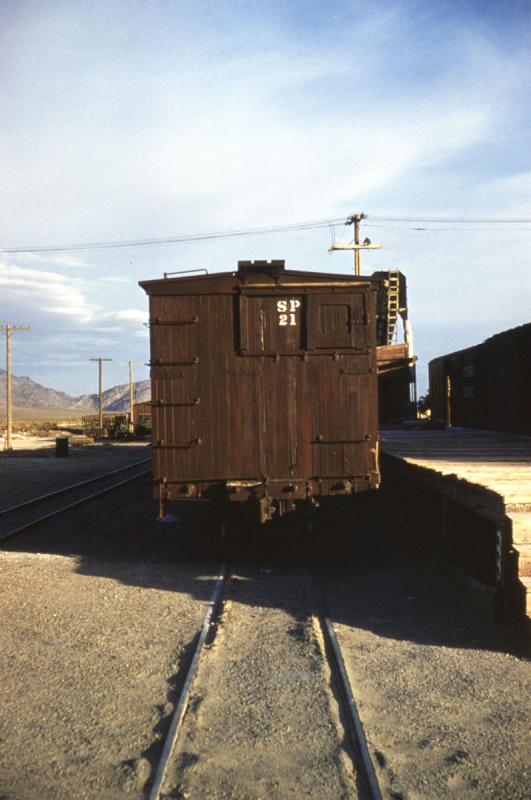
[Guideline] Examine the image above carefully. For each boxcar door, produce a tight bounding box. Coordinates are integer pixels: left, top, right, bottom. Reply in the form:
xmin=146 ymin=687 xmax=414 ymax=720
xmin=305 ymin=289 xmax=378 ymax=484
xmin=238 ymin=291 xmax=305 ymax=479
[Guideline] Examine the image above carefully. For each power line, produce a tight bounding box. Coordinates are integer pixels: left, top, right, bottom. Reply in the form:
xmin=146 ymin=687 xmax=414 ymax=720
xmin=368 ymin=215 xmax=531 ymax=224
xmin=365 ymin=223 xmax=531 ymax=232
xmin=0 ymin=217 xmax=346 ymax=255
xmin=2 ymin=213 xmax=530 ymax=255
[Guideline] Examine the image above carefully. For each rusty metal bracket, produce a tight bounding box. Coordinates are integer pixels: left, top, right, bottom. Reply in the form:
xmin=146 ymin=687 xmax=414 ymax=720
xmin=150 ymin=357 xmax=199 ymax=366
xmin=312 ymin=437 xmax=366 ymax=444
xmin=153 ymin=398 xmax=200 ymax=407
xmin=154 ymin=438 xmax=202 ymax=449
xmin=258 ymin=495 xmax=275 ymax=524
xmin=151 ymin=316 xmax=199 ymax=325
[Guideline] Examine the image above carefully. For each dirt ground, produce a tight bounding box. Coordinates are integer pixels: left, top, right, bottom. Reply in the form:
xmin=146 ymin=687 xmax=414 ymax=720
xmin=0 ymin=552 xmax=210 ymax=800
xmin=0 ymin=452 xmax=529 ymax=799
xmin=164 ymin=566 xmax=357 ymax=799
xmin=0 ymin=478 xmax=222 ymax=800
xmin=0 ymin=441 xmax=151 ymax=510
xmin=317 ymin=515 xmax=530 ymax=800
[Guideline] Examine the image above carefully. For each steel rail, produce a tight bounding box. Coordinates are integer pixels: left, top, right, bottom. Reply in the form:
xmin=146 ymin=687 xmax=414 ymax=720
xmin=0 ymin=458 xmax=151 ymax=517
xmin=0 ymin=468 xmax=151 ymax=542
xmin=149 ymin=564 xmax=229 ymax=800
xmin=314 ymin=579 xmax=383 ymax=800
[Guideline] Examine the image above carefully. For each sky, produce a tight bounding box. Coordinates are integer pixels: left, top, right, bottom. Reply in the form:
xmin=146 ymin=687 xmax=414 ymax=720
xmin=1 ymin=0 xmax=530 ymax=397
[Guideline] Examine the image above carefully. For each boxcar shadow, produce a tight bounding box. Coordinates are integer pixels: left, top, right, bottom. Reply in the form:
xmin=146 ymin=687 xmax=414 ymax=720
xmin=309 ymin=500 xmax=529 ymax=657
xmin=2 ymin=479 xmax=527 ymax=656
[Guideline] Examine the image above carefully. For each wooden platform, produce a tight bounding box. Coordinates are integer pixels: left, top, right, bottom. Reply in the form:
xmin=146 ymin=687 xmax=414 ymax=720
xmin=380 ymin=428 xmax=531 ymax=624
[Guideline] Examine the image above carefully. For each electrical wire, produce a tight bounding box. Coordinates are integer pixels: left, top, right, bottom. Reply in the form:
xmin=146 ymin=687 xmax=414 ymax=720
xmin=368 ymin=214 xmax=531 ymax=224
xmin=364 ymin=223 xmax=531 ymax=232
xmin=2 ymin=213 xmax=530 ymax=255
xmin=0 ymin=217 xmax=347 ymax=255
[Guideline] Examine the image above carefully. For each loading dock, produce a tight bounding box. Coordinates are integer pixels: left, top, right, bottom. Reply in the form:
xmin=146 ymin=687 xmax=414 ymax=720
xmin=380 ymin=428 xmax=531 ymax=628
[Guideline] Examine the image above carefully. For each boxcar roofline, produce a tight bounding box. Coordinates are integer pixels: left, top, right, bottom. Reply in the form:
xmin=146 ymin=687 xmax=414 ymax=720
xmin=429 ymin=344 xmax=480 ymax=367
xmin=429 ymin=322 xmax=531 ymax=368
xmin=139 ymin=268 xmax=386 ymax=295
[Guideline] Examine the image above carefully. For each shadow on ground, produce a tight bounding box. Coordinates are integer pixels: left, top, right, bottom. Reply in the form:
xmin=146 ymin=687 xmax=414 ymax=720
xmin=2 ymin=475 xmax=528 ymax=658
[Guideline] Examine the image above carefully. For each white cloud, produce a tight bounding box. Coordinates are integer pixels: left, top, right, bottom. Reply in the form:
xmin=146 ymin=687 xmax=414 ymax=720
xmin=0 ymin=2 xmax=529 ymax=396
xmin=16 ymin=253 xmax=93 ymax=269
xmin=101 ymin=309 xmax=148 ymax=324
xmin=0 ymin=262 xmax=148 ymax=332
xmin=1 ymin=6 xmax=522 ymax=243
xmin=0 ymin=261 xmax=96 ymax=323
xmin=479 ymin=171 xmax=531 ymax=212
xmin=98 ymin=275 xmax=130 ymax=284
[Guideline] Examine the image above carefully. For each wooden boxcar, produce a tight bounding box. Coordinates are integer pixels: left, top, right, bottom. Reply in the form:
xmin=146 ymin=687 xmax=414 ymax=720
xmin=429 ymin=322 xmax=531 ymax=434
xmin=140 ymin=260 xmax=383 ymax=522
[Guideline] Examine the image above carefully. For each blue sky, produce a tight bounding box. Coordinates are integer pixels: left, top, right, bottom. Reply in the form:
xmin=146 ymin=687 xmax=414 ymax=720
xmin=1 ymin=0 xmax=530 ymax=396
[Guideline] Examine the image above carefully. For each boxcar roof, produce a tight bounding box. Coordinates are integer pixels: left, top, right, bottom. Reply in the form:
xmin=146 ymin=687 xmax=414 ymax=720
xmin=429 ymin=321 xmax=531 ymax=367
xmin=140 ymin=260 xmax=386 ymax=295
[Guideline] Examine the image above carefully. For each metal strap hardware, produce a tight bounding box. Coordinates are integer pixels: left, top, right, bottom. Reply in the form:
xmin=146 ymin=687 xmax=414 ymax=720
xmin=151 ymin=316 xmax=199 ymax=325
xmin=239 ymin=349 xmax=370 ymax=358
xmin=153 ymin=398 xmax=200 ymax=407
xmin=313 ymin=437 xmax=367 ymax=444
xmin=339 ymin=367 xmax=373 ymax=375
xmin=150 ymin=357 xmax=199 ymax=366
xmin=238 ymin=281 xmax=373 ymax=291
xmin=154 ymin=438 xmax=202 ymax=449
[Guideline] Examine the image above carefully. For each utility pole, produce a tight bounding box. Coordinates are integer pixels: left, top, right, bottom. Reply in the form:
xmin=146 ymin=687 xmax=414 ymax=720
xmin=116 ymin=360 xmax=142 ymax=432
xmin=1 ymin=324 xmax=31 ymax=451
xmin=353 ymin=213 xmax=362 ymax=276
xmin=129 ymin=361 xmax=134 ymax=430
xmin=329 ymin=212 xmax=383 ymax=275
xmin=89 ymin=357 xmax=112 ymax=433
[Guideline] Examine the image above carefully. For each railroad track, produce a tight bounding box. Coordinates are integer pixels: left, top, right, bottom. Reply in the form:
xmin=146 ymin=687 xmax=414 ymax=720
xmin=313 ymin=575 xmax=383 ymax=800
xmin=0 ymin=459 xmax=151 ymax=542
xmin=149 ymin=560 xmax=382 ymax=800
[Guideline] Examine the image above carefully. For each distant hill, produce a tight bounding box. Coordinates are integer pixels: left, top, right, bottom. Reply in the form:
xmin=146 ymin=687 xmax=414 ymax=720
xmin=0 ymin=369 xmax=151 ymax=412
xmin=75 ymin=380 xmax=151 ymax=412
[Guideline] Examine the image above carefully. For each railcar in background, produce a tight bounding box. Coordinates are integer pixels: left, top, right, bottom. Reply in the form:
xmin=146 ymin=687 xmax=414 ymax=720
xmin=140 ymin=259 xmax=416 ymax=524
xmin=81 ymin=401 xmax=151 ymax=438
xmin=429 ymin=322 xmax=531 ymax=434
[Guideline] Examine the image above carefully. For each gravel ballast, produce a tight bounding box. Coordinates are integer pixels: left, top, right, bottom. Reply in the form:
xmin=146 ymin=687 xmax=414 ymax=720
xmin=0 ymin=447 xmax=529 ymax=799
xmin=0 ymin=441 xmax=151 ymax=510
xmin=0 ymin=474 xmax=218 ymax=800
xmin=0 ymin=552 xmax=211 ymax=799
xmin=163 ymin=566 xmax=358 ymax=799
xmin=320 ymin=521 xmax=530 ymax=800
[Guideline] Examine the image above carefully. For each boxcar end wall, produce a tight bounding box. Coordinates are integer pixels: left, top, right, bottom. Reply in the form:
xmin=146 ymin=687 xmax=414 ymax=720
xmin=140 ymin=261 xmax=381 ymax=516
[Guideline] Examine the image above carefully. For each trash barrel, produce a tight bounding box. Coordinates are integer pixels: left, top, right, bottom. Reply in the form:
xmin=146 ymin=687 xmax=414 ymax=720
xmin=55 ymin=437 xmax=69 ymax=457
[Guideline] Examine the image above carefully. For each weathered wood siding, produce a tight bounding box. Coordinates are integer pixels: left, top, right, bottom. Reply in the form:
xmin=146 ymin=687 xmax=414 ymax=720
xmin=141 ymin=266 xmax=380 ymax=497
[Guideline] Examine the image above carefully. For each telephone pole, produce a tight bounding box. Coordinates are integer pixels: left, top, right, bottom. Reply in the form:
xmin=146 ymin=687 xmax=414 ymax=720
xmin=353 ymin=213 xmax=362 ymax=276
xmin=116 ymin=360 xmax=142 ymax=431
xmin=89 ymin=357 xmax=112 ymax=433
xmin=329 ymin=212 xmax=382 ymax=275
xmin=1 ymin=324 xmax=31 ymax=451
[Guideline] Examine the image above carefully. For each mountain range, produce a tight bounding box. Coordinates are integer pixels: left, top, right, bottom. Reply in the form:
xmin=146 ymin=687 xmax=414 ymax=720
xmin=0 ymin=369 xmax=151 ymax=412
